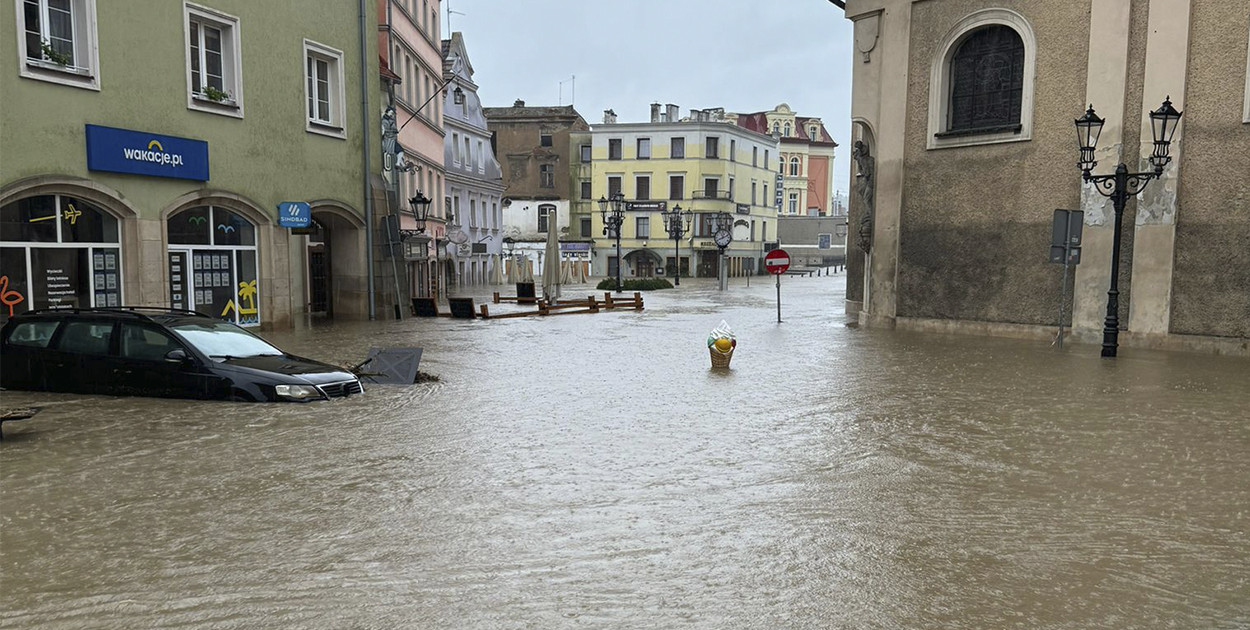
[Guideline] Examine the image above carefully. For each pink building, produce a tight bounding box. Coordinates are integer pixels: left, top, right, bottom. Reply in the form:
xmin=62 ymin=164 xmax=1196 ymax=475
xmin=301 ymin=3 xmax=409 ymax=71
xmin=379 ymin=0 xmax=449 ymax=300
xmin=731 ymin=104 xmax=838 ymax=217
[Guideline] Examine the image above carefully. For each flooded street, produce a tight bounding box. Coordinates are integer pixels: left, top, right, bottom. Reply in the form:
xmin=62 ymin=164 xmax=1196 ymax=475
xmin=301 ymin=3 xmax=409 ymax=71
xmin=2 ymin=274 xmax=1248 ymax=629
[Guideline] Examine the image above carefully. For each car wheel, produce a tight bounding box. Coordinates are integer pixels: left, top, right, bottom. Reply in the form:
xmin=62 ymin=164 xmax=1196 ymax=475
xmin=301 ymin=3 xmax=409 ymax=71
xmin=229 ymin=389 xmax=257 ymax=403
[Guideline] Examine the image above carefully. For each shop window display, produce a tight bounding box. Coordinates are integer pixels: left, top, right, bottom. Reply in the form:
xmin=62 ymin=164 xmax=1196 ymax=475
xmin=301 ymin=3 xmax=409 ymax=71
xmin=0 ymin=195 xmax=122 ymax=321
xmin=168 ymin=206 xmax=259 ymax=326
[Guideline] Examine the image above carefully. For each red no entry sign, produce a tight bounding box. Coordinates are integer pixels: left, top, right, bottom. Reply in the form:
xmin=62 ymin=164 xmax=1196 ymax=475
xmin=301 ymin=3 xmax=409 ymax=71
xmin=764 ymin=249 xmax=790 ymax=275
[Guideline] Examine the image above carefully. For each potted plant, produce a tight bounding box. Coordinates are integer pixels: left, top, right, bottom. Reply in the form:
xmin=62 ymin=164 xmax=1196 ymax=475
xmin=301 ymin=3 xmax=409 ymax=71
xmin=39 ymin=40 xmax=71 ymax=67
xmin=202 ymin=86 xmax=231 ymax=103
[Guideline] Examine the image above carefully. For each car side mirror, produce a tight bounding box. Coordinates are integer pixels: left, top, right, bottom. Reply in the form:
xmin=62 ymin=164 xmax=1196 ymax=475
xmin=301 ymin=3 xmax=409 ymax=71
xmin=164 ymin=349 xmax=190 ymax=363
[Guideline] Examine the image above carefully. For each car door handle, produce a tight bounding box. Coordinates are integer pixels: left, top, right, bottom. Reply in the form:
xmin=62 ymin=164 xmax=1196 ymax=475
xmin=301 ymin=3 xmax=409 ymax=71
xmin=112 ymin=368 xmax=133 ymax=375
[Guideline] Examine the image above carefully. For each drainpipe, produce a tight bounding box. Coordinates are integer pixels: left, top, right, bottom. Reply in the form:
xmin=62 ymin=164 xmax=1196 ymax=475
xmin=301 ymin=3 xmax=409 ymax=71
xmin=359 ymin=0 xmax=376 ymax=319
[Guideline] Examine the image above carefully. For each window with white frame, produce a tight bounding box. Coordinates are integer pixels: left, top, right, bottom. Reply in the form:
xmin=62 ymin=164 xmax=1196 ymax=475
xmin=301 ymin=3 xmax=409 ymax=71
xmin=788 ymin=192 xmax=798 ymax=214
xmin=304 ymin=40 xmax=344 ymax=136
xmin=928 ymin=9 xmax=1036 ymax=149
xmin=540 ymin=164 xmax=554 ymax=188
xmin=789 ymin=157 xmax=801 ymax=176
xmin=537 ymin=204 xmax=553 ymax=233
xmin=18 ymin=0 xmax=99 ymax=89
xmin=185 ymin=3 xmax=242 ymax=115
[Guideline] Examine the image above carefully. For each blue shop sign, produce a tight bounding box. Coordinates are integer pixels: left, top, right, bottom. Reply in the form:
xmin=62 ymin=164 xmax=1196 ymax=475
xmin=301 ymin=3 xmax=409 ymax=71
xmin=85 ymin=124 xmax=209 ymax=181
xmin=277 ymin=201 xmax=311 ymax=228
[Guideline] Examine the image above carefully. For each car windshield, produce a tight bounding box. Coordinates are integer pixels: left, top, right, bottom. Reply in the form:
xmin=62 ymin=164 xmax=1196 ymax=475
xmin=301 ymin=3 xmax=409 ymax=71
xmin=168 ymin=319 xmax=284 ymax=359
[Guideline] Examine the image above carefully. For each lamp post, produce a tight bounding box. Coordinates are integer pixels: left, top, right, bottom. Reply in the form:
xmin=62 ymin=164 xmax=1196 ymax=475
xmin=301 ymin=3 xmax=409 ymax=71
xmin=598 ymin=192 xmax=626 ymax=293
xmin=711 ymin=211 xmax=734 ymax=291
xmin=1075 ymin=96 xmax=1182 ymax=358
xmin=502 ymin=235 xmax=517 ymax=282
xmin=661 ymin=203 xmax=693 ymax=285
xmin=407 ymin=192 xmax=433 ymax=297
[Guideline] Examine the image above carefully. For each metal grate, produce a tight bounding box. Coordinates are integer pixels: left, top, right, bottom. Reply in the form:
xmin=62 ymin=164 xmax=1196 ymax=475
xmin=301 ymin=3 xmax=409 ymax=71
xmin=318 ymin=380 xmax=364 ymax=398
xmin=949 ymin=25 xmax=1024 ymax=133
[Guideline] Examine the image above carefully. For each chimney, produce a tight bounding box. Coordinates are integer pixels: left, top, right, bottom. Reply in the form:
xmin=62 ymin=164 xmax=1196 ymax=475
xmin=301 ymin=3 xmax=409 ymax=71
xmin=513 ymin=99 xmax=525 ymax=107
xmin=666 ymin=104 xmax=679 ymax=122
xmin=603 ymin=109 xmax=617 ymax=124
xmin=650 ymin=103 xmax=661 ymax=123
xmin=690 ymin=109 xmax=702 ymax=121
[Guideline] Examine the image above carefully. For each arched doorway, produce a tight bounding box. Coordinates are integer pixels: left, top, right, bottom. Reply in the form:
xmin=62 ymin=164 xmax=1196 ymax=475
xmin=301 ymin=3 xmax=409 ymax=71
xmin=308 ymin=206 xmax=366 ymax=320
xmin=625 ymin=250 xmax=663 ymax=278
xmin=167 ymin=205 xmax=260 ymax=326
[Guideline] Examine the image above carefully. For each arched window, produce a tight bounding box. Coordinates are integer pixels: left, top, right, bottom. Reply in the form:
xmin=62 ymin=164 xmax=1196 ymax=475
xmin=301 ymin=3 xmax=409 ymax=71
xmin=783 ymin=122 xmax=791 ymax=136
xmin=1 ymin=194 xmax=122 ymax=318
xmin=789 ymin=157 xmax=801 ymax=176
xmin=928 ymin=9 xmax=1036 ymax=149
xmin=167 ymin=206 xmax=260 ymax=326
xmin=772 ymin=122 xmax=779 ymax=134
xmin=948 ymin=25 xmax=1024 ymax=133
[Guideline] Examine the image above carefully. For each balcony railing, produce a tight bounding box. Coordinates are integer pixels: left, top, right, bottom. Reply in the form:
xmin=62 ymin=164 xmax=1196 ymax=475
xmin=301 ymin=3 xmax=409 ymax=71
xmin=691 ymin=190 xmax=732 ymax=201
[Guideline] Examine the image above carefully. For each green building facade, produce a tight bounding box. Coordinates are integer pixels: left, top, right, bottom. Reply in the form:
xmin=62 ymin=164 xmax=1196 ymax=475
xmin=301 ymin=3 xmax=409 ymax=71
xmin=1 ymin=0 xmax=382 ymax=328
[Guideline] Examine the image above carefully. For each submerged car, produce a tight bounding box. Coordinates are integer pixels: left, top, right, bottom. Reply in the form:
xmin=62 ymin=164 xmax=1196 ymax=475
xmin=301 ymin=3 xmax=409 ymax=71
xmin=0 ymin=307 xmax=363 ymax=402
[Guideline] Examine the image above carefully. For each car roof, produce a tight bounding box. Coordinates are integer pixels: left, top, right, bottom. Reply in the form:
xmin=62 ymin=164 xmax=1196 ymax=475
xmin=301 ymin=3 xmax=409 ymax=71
xmin=7 ymin=307 xmax=214 ymax=326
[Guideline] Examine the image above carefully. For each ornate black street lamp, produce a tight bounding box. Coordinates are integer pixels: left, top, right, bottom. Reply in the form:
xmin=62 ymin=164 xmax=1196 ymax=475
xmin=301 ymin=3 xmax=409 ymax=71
xmin=598 ymin=192 xmax=626 ymax=292
xmin=1075 ymin=96 xmax=1182 ymax=358
xmin=661 ymin=203 xmax=693 ymax=285
xmin=405 ymin=192 xmax=435 ymax=298
xmin=408 ymin=191 xmax=432 ymax=231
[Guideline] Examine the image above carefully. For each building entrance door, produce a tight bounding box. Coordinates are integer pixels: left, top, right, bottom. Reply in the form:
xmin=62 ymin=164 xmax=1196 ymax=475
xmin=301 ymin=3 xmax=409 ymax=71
xmin=309 ymin=249 xmax=329 ymax=314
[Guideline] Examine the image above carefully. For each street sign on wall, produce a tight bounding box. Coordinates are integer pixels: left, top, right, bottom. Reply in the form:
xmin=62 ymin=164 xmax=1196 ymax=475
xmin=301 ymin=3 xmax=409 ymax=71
xmin=85 ymin=124 xmax=209 ymax=181
xmin=278 ymin=202 xmax=312 ymax=228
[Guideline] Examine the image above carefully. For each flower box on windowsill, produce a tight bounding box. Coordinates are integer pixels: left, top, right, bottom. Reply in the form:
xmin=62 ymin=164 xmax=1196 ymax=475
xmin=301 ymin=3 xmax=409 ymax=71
xmin=191 ymin=93 xmax=239 ymax=109
xmin=25 ymin=58 xmax=93 ymax=78
xmin=309 ymin=120 xmax=344 ymax=134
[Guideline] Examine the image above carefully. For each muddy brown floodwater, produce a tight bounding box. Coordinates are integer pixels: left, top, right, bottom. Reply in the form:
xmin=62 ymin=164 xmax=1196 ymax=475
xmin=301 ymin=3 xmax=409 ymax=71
xmin=2 ymin=274 xmax=1248 ymax=629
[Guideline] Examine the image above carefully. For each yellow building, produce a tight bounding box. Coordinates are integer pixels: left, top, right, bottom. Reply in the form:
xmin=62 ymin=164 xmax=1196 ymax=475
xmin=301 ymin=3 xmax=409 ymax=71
xmin=583 ymin=105 xmax=780 ymax=281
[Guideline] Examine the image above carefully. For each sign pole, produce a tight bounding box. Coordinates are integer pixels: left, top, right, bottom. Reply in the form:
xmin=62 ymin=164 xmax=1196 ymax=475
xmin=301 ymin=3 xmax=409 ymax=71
xmin=763 ymin=248 xmax=790 ymax=324
xmin=776 ymin=272 xmax=782 ymax=323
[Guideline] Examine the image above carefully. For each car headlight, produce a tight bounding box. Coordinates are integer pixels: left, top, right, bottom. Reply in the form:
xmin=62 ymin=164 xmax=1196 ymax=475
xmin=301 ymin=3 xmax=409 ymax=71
xmin=274 ymin=384 xmax=322 ymax=400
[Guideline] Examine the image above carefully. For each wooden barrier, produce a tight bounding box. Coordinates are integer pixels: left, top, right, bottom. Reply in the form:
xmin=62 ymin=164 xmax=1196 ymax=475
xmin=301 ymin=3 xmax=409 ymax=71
xmin=447 ymin=297 xmax=477 ymax=319
xmin=412 ymin=297 xmax=439 ymax=317
xmin=602 ymin=292 xmax=644 ymax=310
xmin=477 ymin=293 xmax=638 ymax=320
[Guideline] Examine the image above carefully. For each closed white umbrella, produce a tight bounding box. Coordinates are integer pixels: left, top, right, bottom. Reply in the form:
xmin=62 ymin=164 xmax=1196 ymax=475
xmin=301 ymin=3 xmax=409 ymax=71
xmin=490 ymin=254 xmax=504 ymax=285
xmin=542 ymin=223 xmax=562 ymax=303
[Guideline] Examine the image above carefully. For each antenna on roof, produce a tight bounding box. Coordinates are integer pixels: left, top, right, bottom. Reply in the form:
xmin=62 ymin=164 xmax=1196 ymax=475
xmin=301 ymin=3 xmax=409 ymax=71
xmin=559 ymin=75 xmax=575 ymax=106
xmin=446 ymin=0 xmax=465 ymax=32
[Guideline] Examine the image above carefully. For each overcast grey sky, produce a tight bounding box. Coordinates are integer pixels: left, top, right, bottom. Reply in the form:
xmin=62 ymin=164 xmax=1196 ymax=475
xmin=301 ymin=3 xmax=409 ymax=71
xmin=446 ymin=0 xmax=855 ymax=193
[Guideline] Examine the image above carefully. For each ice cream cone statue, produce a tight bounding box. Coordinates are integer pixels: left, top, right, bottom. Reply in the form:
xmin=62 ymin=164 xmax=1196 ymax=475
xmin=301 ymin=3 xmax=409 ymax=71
xmin=707 ymin=320 xmax=736 ymax=368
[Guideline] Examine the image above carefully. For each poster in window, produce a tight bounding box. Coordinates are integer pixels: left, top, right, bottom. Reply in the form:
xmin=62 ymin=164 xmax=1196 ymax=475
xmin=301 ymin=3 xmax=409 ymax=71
xmin=94 ymin=253 xmax=105 ymax=270
xmin=194 ymin=254 xmax=204 ymax=270
xmin=31 ymin=248 xmax=88 ymax=310
xmin=105 ymin=252 xmax=116 ymax=270
xmin=234 ymin=249 xmax=259 ymax=326
xmin=107 ymin=293 xmax=118 ymax=307
xmin=1 ymin=247 xmax=30 ymax=320
xmin=196 ymin=249 xmax=235 ymax=322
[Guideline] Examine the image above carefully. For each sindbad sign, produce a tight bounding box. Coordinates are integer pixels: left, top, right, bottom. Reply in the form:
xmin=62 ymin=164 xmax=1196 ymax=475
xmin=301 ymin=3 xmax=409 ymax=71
xmin=85 ymin=124 xmax=209 ymax=181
